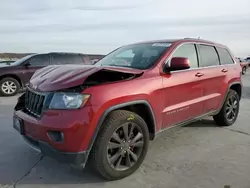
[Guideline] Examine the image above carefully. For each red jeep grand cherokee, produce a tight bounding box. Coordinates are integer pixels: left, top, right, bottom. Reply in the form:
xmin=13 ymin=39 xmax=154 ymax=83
xmin=13 ymin=38 xmax=242 ymax=180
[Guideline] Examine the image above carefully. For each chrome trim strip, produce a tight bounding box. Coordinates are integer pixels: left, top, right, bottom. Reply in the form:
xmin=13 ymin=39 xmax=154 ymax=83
xmin=163 ymin=41 xmax=237 ymax=73
xmin=156 ymin=110 xmax=217 ymax=136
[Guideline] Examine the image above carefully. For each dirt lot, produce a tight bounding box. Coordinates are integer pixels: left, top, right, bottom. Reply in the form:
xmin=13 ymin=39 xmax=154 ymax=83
xmin=1 ymin=74 xmax=250 ymax=188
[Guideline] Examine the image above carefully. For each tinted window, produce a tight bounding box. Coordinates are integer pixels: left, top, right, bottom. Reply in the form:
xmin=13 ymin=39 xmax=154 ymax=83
xmin=28 ymin=55 xmax=50 ymax=66
xmin=95 ymin=42 xmax=172 ymax=69
xmin=82 ymin=55 xmax=91 ymax=64
xmin=217 ymin=47 xmax=234 ymax=65
xmin=199 ymin=45 xmax=220 ymax=67
xmin=171 ymin=44 xmax=198 ymax=68
xmin=10 ymin=54 xmax=35 ymax=66
xmin=51 ymin=54 xmax=84 ymax=65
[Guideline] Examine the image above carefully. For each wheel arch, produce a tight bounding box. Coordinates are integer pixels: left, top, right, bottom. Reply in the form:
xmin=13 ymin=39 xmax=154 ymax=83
xmin=216 ymin=82 xmax=242 ymax=115
xmin=0 ymin=74 xmax=23 ymax=88
xmin=88 ymin=100 xmax=157 ymax=151
xmin=229 ymin=82 xmax=242 ymax=100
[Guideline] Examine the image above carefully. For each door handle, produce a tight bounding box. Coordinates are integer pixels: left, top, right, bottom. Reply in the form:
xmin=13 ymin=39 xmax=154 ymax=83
xmin=195 ymin=72 xmax=204 ymax=77
xmin=221 ymin=69 xmax=228 ymax=73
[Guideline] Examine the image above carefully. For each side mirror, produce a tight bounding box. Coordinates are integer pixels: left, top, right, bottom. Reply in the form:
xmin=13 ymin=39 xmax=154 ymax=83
xmin=164 ymin=57 xmax=190 ymax=72
xmin=24 ymin=61 xmax=31 ymax=67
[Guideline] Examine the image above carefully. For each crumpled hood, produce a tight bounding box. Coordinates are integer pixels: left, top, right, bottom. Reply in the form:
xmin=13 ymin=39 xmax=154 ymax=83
xmin=29 ymin=65 xmax=143 ymax=92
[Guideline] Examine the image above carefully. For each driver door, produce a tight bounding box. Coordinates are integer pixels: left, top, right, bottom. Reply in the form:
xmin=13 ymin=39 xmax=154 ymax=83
xmin=161 ymin=43 xmax=204 ymax=128
xmin=22 ymin=54 xmax=50 ymax=85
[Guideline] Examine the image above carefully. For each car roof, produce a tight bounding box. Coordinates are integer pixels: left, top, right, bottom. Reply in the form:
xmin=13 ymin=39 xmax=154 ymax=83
xmin=26 ymin=52 xmax=85 ymax=56
xmin=132 ymin=38 xmax=226 ymax=48
xmin=33 ymin=52 xmax=106 ymax=57
xmin=38 ymin=52 xmax=85 ymax=55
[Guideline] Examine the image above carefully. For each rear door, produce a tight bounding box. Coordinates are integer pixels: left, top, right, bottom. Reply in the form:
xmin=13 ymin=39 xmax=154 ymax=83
xmin=162 ymin=43 xmax=204 ymax=128
xmin=216 ymin=46 xmax=240 ymax=98
xmin=197 ymin=44 xmax=228 ymax=114
xmin=21 ymin=54 xmax=50 ymax=84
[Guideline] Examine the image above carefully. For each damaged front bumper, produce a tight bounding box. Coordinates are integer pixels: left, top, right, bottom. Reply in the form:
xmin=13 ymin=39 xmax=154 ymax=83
xmin=22 ymin=135 xmax=89 ymax=168
xmin=13 ymin=93 xmax=97 ymax=168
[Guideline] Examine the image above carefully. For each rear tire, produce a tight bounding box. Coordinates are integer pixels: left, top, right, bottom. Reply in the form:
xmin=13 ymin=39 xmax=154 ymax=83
xmin=213 ymin=89 xmax=240 ymax=126
xmin=91 ymin=110 xmax=149 ymax=180
xmin=242 ymin=67 xmax=246 ymax=75
xmin=0 ymin=77 xmax=20 ymax=96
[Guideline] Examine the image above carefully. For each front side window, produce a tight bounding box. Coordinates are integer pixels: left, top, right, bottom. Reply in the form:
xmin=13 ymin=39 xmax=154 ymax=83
xmin=11 ymin=54 xmax=35 ymax=66
xmin=198 ymin=45 xmax=220 ymax=67
xmin=171 ymin=44 xmax=198 ymax=68
xmin=95 ymin=43 xmax=172 ymax=69
xmin=29 ymin=55 xmax=50 ymax=66
xmin=216 ymin=47 xmax=235 ymax=65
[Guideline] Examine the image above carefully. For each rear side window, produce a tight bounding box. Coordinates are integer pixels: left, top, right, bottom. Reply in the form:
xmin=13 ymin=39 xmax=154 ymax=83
xmin=198 ymin=45 xmax=220 ymax=67
xmin=28 ymin=55 xmax=50 ymax=66
xmin=70 ymin=54 xmax=84 ymax=64
xmin=216 ymin=47 xmax=235 ymax=65
xmin=171 ymin=44 xmax=198 ymax=68
xmin=51 ymin=54 xmax=84 ymax=65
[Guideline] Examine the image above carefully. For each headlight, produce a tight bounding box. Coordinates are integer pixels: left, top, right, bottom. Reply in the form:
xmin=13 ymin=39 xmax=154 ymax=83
xmin=49 ymin=93 xmax=90 ymax=109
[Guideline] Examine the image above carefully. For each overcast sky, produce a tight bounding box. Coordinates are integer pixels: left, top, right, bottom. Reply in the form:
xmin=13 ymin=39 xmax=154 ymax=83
xmin=0 ymin=0 xmax=249 ymax=57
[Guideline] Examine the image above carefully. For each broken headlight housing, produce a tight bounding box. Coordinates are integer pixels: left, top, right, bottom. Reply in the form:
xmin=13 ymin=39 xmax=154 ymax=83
xmin=49 ymin=93 xmax=90 ymax=109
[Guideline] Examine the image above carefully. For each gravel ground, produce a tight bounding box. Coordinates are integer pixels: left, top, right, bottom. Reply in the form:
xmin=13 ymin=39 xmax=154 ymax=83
xmin=1 ymin=73 xmax=250 ymax=188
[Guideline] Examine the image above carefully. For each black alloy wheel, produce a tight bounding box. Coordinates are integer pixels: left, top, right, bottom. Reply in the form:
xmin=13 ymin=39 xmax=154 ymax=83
xmin=91 ymin=110 xmax=149 ymax=180
xmin=225 ymin=94 xmax=238 ymax=122
xmin=213 ymin=89 xmax=240 ymax=126
xmin=107 ymin=122 xmax=144 ymax=171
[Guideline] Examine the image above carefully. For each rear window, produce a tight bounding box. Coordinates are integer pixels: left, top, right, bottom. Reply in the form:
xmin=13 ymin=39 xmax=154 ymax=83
xmin=216 ymin=47 xmax=235 ymax=65
xmin=51 ymin=54 xmax=84 ymax=65
xmin=198 ymin=45 xmax=220 ymax=67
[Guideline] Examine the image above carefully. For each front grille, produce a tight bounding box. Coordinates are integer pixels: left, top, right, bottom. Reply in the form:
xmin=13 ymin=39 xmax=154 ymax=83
xmin=25 ymin=89 xmax=45 ymax=117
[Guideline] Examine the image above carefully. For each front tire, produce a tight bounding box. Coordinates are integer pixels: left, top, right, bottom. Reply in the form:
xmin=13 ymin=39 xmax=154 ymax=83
xmin=213 ymin=89 xmax=240 ymax=126
xmin=0 ymin=77 xmax=20 ymax=96
xmin=91 ymin=110 xmax=149 ymax=180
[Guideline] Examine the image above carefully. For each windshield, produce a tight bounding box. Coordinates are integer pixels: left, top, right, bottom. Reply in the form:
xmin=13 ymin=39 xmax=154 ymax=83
xmin=95 ymin=42 xmax=172 ymax=69
xmin=10 ymin=54 xmax=35 ymax=66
